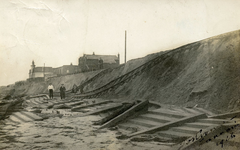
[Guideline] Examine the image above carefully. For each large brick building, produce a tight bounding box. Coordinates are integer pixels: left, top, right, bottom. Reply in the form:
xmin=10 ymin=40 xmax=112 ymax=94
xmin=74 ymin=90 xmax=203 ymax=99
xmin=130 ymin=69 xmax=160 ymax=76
xmin=78 ymin=52 xmax=120 ymax=72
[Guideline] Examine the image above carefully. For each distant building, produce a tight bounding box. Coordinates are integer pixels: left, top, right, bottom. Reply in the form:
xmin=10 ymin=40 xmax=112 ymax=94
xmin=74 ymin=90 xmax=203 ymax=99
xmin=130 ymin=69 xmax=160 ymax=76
xmin=29 ymin=61 xmax=54 ymax=78
xmin=78 ymin=52 xmax=120 ymax=72
xmin=53 ymin=63 xmax=80 ymax=75
xmin=28 ymin=61 xmax=80 ymax=79
xmin=28 ymin=52 xmax=118 ymax=79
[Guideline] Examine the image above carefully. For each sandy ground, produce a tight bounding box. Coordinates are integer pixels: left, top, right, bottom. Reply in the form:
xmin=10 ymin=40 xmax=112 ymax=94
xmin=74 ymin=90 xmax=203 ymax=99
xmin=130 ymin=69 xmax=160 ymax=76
xmin=1 ymin=98 xmax=240 ymax=150
xmin=0 ymin=97 xmax=240 ymax=150
xmin=0 ymin=97 xmax=171 ymax=150
xmin=0 ymin=114 xmax=172 ymax=150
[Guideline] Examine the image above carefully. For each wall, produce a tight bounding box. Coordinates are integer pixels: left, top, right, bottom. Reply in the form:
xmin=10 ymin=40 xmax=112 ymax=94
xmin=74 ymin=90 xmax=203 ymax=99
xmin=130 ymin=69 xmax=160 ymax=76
xmin=79 ymin=59 xmax=120 ymax=72
xmin=86 ymin=59 xmax=99 ymax=71
xmin=53 ymin=66 xmax=80 ymax=75
xmin=62 ymin=66 xmax=80 ymax=75
xmin=53 ymin=67 xmax=62 ymax=75
xmin=33 ymin=72 xmax=43 ymax=78
xmin=103 ymin=63 xmax=119 ymax=69
xmin=79 ymin=59 xmax=98 ymax=72
xmin=32 ymin=72 xmax=53 ymax=78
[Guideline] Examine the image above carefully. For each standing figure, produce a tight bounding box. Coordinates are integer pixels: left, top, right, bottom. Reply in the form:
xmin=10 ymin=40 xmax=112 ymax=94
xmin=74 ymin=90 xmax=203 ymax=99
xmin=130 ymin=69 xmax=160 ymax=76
xmin=60 ymin=84 xmax=66 ymax=100
xmin=72 ymin=84 xmax=77 ymax=93
xmin=48 ymin=83 xmax=54 ymax=99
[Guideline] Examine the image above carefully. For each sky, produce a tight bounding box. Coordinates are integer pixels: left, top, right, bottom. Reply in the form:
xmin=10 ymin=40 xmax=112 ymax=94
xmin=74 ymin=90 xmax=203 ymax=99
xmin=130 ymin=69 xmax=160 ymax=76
xmin=1 ymin=0 xmax=240 ymax=86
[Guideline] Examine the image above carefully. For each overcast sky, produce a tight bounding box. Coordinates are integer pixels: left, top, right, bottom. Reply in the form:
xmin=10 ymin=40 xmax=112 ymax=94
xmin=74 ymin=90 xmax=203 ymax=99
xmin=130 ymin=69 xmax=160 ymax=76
xmin=1 ymin=0 xmax=240 ymax=86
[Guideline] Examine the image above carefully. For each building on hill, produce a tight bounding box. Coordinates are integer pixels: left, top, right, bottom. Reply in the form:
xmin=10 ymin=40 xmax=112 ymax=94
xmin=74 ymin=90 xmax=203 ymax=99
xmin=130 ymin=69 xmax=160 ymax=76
xmin=78 ymin=52 xmax=120 ymax=72
xmin=53 ymin=63 xmax=80 ymax=75
xmin=28 ymin=52 xmax=119 ymax=79
xmin=29 ymin=61 xmax=54 ymax=78
xmin=28 ymin=61 xmax=81 ymax=79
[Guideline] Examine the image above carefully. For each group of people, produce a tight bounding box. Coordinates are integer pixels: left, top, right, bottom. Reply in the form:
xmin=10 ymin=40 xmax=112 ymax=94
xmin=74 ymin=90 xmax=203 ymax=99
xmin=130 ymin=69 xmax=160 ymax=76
xmin=47 ymin=83 xmax=66 ymax=100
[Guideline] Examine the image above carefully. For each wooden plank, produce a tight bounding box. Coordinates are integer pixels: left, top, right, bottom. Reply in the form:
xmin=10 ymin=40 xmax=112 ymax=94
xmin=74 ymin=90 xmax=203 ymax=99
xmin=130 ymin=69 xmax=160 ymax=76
xmin=20 ymin=111 xmax=43 ymax=121
xmin=100 ymin=100 xmax=149 ymax=129
xmin=14 ymin=112 xmax=33 ymax=122
xmin=71 ymin=100 xmax=112 ymax=111
xmin=128 ymin=113 xmax=207 ymax=138
xmin=79 ymin=103 xmax=123 ymax=116
xmin=210 ymin=111 xmax=240 ymax=119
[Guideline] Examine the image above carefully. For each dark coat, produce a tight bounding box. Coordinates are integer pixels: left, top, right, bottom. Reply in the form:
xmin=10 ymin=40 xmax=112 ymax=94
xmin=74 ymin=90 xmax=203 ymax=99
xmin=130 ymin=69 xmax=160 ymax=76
xmin=60 ymin=86 xmax=66 ymax=93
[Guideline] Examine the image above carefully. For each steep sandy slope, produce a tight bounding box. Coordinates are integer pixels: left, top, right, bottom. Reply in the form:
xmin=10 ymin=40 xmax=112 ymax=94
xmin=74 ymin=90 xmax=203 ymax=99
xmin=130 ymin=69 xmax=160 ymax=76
xmin=84 ymin=51 xmax=168 ymax=91
xmin=112 ymin=30 xmax=240 ymax=113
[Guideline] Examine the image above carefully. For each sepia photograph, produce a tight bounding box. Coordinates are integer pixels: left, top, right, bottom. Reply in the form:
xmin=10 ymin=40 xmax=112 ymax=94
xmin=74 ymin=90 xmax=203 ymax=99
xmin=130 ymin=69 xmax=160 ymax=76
xmin=1 ymin=0 xmax=240 ymax=149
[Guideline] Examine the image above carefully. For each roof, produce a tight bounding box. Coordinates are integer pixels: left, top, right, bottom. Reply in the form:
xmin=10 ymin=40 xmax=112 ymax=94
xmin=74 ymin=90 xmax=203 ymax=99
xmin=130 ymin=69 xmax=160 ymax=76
xmin=62 ymin=65 xmax=78 ymax=67
xmin=83 ymin=54 xmax=119 ymax=64
xmin=33 ymin=67 xmax=53 ymax=72
xmin=54 ymin=65 xmax=78 ymax=69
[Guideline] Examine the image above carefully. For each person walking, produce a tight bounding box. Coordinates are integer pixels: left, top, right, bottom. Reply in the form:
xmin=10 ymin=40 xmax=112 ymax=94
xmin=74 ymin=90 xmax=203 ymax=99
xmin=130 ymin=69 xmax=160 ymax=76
xmin=48 ymin=83 xmax=54 ymax=99
xmin=60 ymin=84 xmax=66 ymax=100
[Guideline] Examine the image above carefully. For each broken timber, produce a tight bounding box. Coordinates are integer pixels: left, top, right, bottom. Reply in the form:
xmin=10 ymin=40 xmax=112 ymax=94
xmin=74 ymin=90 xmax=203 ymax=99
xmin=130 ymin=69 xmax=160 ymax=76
xmin=7 ymin=111 xmax=43 ymax=124
xmin=209 ymin=110 xmax=240 ymax=119
xmin=99 ymin=100 xmax=149 ymax=129
xmin=127 ymin=113 xmax=207 ymax=138
xmin=29 ymin=94 xmax=49 ymax=99
xmin=71 ymin=100 xmax=113 ymax=111
xmin=94 ymin=102 xmax=135 ymax=125
xmin=180 ymin=118 xmax=240 ymax=150
xmin=79 ymin=103 xmax=123 ymax=117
